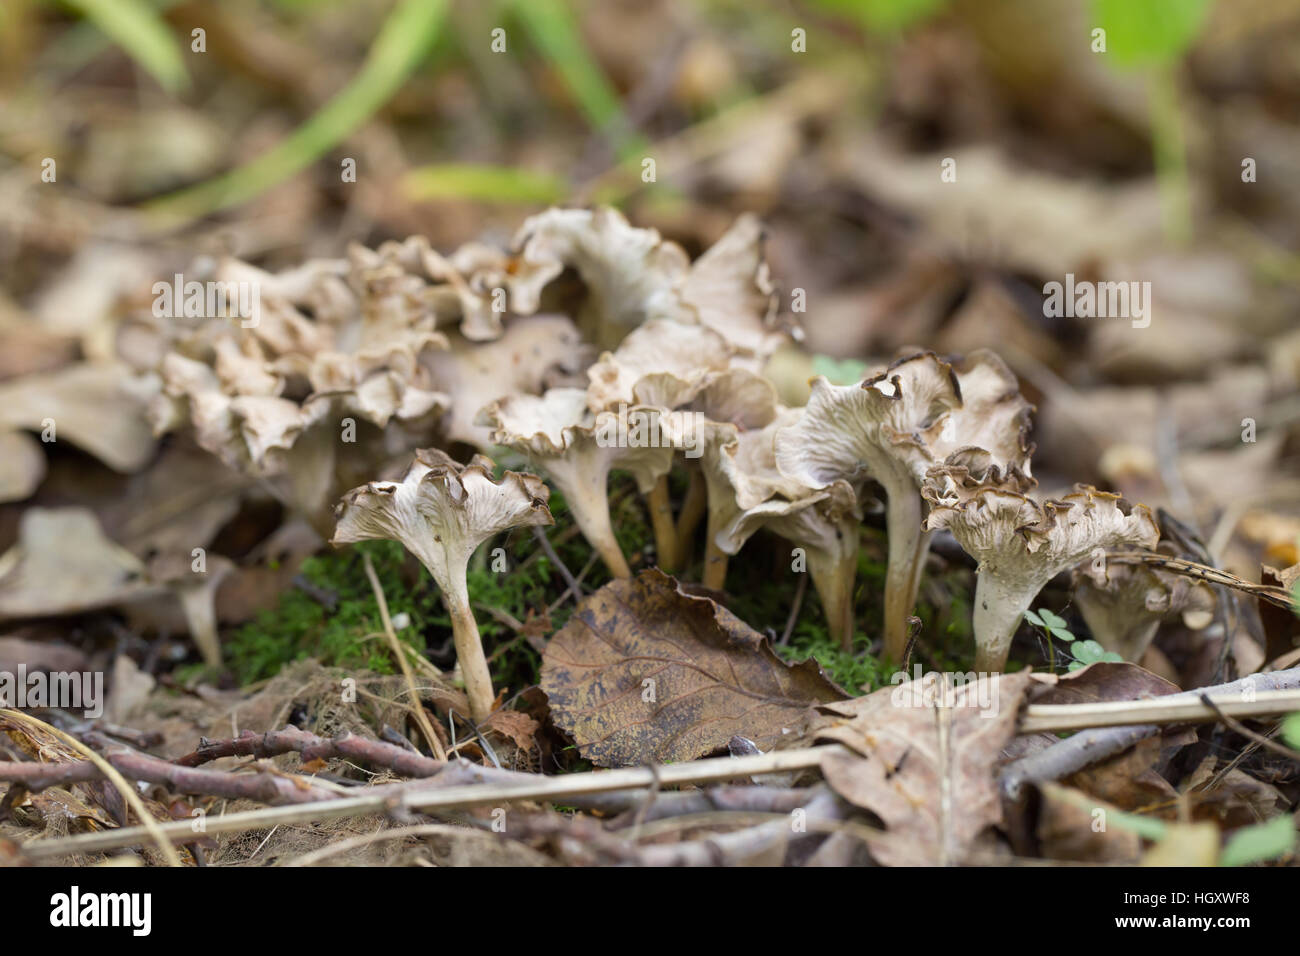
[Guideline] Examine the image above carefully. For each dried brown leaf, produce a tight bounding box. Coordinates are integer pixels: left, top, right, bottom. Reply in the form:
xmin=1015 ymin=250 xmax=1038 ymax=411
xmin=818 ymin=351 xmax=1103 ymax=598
xmin=813 ymin=671 xmax=1034 ymax=865
xmin=540 ymin=569 xmax=846 ymax=767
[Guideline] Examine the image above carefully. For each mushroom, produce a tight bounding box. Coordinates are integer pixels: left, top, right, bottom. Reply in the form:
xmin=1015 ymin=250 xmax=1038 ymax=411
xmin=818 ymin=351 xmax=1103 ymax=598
xmin=1071 ymin=554 xmax=1215 ymax=661
xmin=774 ymin=352 xmax=959 ymax=661
xmin=926 ymin=486 xmax=1160 ymax=672
xmin=511 ymin=207 xmax=691 ymax=349
xmin=331 ymin=449 xmax=553 ymax=721
xmin=148 ymin=250 xmax=453 ymax=533
xmin=775 ymin=350 xmax=1034 ymax=661
xmin=584 ymin=317 xmax=735 ymax=569
xmin=508 ymin=208 xmax=791 ymax=359
xmin=718 ymin=479 xmax=863 ymax=648
xmin=477 ymin=389 xmax=673 ymax=579
xmin=422 ymin=314 xmax=594 ymax=450
xmin=695 ymin=407 xmax=807 ymax=590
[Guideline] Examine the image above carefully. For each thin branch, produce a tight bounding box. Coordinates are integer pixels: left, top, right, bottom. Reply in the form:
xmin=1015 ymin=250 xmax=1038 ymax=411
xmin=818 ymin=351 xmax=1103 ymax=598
xmin=363 ymin=553 xmax=446 ymax=760
xmin=1197 ymin=693 xmax=1300 ymax=763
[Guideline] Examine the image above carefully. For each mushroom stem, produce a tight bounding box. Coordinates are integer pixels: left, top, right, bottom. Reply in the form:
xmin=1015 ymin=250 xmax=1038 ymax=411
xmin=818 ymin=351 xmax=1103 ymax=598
xmin=970 ymin=573 xmax=1037 ymax=673
xmin=674 ymin=466 xmax=707 ymax=565
xmin=443 ymin=577 xmax=497 ymax=722
xmin=647 ymin=474 xmax=678 ymax=572
xmin=883 ymin=491 xmax=931 ymax=662
xmin=702 ymin=509 xmax=729 ymax=590
xmin=807 ymin=547 xmax=858 ymax=650
xmin=563 ymin=484 xmax=631 ymax=579
xmin=545 ymin=462 xmax=631 ymax=579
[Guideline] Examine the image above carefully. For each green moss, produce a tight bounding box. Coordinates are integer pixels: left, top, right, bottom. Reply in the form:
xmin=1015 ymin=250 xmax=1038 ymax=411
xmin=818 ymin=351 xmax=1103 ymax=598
xmin=226 ymin=539 xmax=437 ymax=684
xmin=223 ymin=473 xmax=654 ymax=692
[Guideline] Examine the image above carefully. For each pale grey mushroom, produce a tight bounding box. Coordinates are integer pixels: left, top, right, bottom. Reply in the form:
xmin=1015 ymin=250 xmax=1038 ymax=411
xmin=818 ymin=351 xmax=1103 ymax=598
xmin=332 ymin=450 xmax=552 ymax=721
xmin=927 ymin=486 xmax=1159 ymax=672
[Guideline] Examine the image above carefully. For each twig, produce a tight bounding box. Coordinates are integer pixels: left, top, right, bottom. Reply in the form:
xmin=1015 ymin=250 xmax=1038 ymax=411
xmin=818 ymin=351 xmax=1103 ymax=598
xmin=1001 ymin=667 xmax=1300 ymax=799
xmin=1018 ymin=690 xmax=1300 ymax=733
xmin=1197 ymin=693 xmax=1300 ymax=763
xmin=547 ymin=552 xmax=598 ymax=614
xmin=779 ymin=574 xmax=808 ymax=646
xmin=532 ymin=526 xmax=584 ymax=598
xmin=1104 ymin=552 xmax=1298 ymax=611
xmin=176 ymin=727 xmax=445 ymax=777
xmin=0 ymin=709 xmax=182 ymax=867
xmin=19 ymin=747 xmax=845 ymax=860
xmin=363 ymin=553 xmax=446 ymax=760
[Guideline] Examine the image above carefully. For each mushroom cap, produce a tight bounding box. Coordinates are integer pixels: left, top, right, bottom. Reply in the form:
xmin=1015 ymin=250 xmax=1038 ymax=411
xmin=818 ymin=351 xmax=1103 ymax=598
xmin=717 ymin=478 xmax=861 ymax=560
xmin=924 ymin=349 xmax=1035 ymax=489
xmin=331 ymin=450 xmax=552 ymax=593
xmin=927 ymin=485 xmax=1160 ymax=588
xmin=585 ymin=318 xmax=732 ymax=413
xmin=508 ymin=207 xmax=789 ymax=359
xmin=678 ymin=213 xmax=786 ymax=365
xmin=424 ymin=314 xmax=593 ymax=449
xmin=478 ymin=388 xmax=675 ymax=494
xmin=687 ymin=367 xmax=783 ymax=430
xmin=511 ymin=207 xmax=690 ymax=342
xmin=775 ymin=351 xmax=963 ymax=495
xmin=698 ymin=407 xmax=811 ymax=539
xmin=1074 ymin=552 xmax=1217 ymax=631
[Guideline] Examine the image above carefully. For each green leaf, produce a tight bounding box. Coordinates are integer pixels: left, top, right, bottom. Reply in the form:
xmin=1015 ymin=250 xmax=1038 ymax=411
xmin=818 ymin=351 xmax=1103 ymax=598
xmin=1048 ymin=626 xmax=1076 ymax=644
xmin=1092 ymin=0 xmax=1212 ymax=68
xmin=1282 ymin=713 xmax=1300 ymax=749
xmin=60 ymin=0 xmax=190 ymax=94
xmin=1038 ymin=608 xmax=1068 ymax=629
xmin=512 ymin=0 xmax=644 ymax=161
xmin=1022 ymin=609 xmax=1045 ymax=628
xmin=402 ymin=163 xmax=566 ymax=204
xmin=1067 ymin=661 xmax=1084 ymax=672
xmin=146 ymin=0 xmax=446 ymax=221
xmin=1073 ymin=640 xmax=1107 ymax=663
xmin=1099 ymin=651 xmax=1125 ymax=663
xmin=1219 ymin=814 xmax=1296 ymax=867
xmin=809 ymin=0 xmax=950 ymax=32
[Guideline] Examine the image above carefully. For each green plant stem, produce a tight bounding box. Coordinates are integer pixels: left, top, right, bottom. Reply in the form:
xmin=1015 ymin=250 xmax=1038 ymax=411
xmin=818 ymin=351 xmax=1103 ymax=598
xmin=145 ymin=0 xmax=446 ymax=223
xmin=1149 ymin=63 xmax=1192 ymax=244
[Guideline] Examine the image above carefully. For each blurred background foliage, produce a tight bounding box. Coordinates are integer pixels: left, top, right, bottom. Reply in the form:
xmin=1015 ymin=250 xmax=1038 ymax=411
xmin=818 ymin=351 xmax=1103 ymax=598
xmin=1 ymin=0 xmax=1298 ymax=687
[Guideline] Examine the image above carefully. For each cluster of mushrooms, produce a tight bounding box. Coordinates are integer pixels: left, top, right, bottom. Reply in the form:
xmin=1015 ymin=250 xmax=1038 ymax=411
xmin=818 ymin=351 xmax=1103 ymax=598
xmin=143 ymin=206 xmax=1214 ymax=720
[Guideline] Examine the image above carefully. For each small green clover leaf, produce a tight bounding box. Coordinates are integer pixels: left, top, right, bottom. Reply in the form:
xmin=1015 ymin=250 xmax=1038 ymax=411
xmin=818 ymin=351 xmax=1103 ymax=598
xmin=1026 ymin=607 xmax=1075 ymax=643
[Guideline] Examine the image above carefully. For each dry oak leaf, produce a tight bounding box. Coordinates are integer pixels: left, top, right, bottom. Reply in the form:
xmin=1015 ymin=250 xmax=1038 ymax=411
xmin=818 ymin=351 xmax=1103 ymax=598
xmin=540 ymin=569 xmax=847 ymax=767
xmin=813 ymin=670 xmax=1034 ymax=866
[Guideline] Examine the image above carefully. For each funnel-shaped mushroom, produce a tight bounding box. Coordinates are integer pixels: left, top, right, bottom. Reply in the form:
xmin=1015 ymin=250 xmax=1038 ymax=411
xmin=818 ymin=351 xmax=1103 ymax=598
xmin=776 ymin=350 xmax=1034 ymax=661
xmin=775 ymin=353 xmax=959 ymax=661
xmin=509 ymin=208 xmax=791 ymax=359
xmin=511 ymin=207 xmax=691 ymax=349
xmin=927 ymin=486 xmax=1159 ymax=672
xmin=332 ymin=450 xmax=552 ymax=721
xmin=478 ymin=389 xmax=673 ymax=579
xmin=691 ymin=398 xmax=809 ymax=586
xmin=1072 ymin=556 xmax=1215 ymax=661
xmin=718 ymin=479 xmax=863 ymax=648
